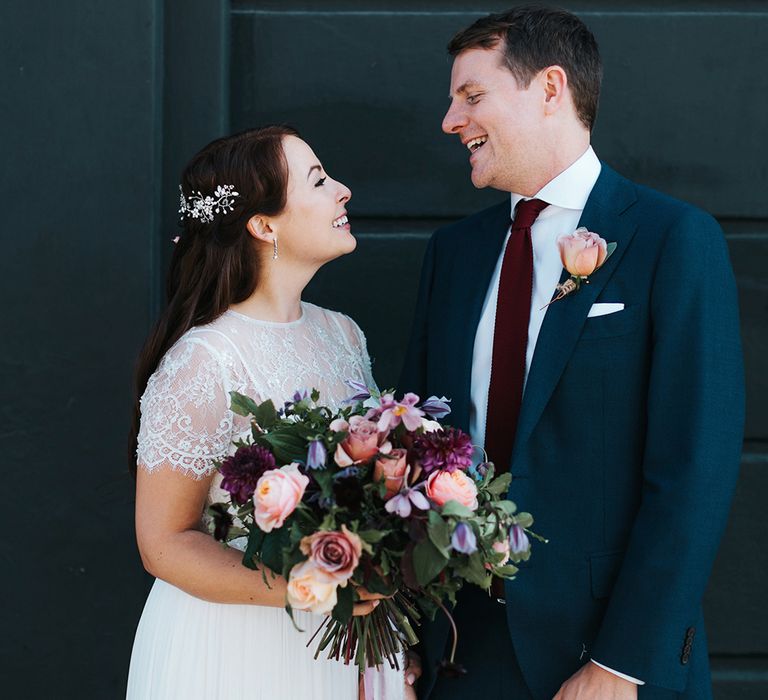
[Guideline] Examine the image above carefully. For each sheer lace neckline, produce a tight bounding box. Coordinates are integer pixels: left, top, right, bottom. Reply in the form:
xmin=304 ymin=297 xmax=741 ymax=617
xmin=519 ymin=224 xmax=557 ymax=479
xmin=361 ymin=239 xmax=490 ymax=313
xmin=224 ymin=301 xmax=307 ymax=328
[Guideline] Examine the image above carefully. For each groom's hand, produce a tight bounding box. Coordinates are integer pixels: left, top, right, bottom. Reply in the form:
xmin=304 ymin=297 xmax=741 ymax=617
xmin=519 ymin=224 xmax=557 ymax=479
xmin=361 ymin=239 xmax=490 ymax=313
xmin=553 ymin=662 xmax=638 ymax=700
xmin=404 ymin=651 xmax=422 ymax=700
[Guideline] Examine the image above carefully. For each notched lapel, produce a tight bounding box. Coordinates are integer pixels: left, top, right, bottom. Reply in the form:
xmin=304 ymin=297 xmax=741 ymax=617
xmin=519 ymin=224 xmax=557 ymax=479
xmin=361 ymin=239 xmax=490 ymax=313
xmin=511 ymin=166 xmax=639 ymax=469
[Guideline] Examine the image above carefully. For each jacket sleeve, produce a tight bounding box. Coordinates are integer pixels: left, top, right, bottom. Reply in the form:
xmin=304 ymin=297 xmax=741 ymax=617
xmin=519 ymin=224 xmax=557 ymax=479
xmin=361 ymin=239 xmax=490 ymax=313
xmin=591 ymin=209 xmax=745 ymax=690
xmin=399 ymin=232 xmax=437 ymax=396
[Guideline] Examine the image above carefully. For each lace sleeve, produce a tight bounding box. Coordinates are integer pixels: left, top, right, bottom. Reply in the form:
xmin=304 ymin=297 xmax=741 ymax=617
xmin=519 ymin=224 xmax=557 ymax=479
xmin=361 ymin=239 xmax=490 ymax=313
xmin=334 ymin=313 xmax=377 ymax=392
xmin=136 ymin=335 xmax=234 ymax=479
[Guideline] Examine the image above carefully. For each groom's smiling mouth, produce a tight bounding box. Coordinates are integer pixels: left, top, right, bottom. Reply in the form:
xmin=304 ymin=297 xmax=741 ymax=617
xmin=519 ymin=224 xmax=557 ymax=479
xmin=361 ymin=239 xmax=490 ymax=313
xmin=465 ymin=135 xmax=488 ymax=153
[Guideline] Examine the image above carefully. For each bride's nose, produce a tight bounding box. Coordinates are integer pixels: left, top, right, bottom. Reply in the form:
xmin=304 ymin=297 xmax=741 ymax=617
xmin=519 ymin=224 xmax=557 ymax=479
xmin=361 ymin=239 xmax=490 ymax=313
xmin=337 ymin=182 xmax=351 ymax=204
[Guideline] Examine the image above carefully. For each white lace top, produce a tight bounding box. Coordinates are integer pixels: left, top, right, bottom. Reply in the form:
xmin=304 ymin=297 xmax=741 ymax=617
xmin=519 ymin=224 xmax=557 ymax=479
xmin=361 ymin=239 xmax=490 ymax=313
xmin=136 ymin=302 xmax=375 ymax=521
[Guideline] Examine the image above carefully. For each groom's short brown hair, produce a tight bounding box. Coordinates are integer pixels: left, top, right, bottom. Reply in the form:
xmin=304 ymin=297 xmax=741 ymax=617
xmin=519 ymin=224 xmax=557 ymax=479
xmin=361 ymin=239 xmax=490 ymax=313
xmin=447 ymin=5 xmax=602 ymax=131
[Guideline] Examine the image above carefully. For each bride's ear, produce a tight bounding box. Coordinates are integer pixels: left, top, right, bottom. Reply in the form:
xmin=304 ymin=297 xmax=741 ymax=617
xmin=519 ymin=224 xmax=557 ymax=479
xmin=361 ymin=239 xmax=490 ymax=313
xmin=246 ymin=215 xmax=275 ymax=242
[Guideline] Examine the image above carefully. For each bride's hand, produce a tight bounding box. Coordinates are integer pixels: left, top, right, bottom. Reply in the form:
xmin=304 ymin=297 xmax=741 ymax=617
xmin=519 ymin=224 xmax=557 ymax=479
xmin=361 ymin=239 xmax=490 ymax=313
xmin=352 ymin=586 xmax=387 ymax=616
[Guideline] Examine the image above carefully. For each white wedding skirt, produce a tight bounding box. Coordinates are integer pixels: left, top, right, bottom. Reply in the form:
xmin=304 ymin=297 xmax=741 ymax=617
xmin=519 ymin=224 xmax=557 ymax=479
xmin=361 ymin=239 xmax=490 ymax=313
xmin=127 ymin=578 xmax=361 ymax=699
xmin=127 ymin=579 xmax=405 ymax=699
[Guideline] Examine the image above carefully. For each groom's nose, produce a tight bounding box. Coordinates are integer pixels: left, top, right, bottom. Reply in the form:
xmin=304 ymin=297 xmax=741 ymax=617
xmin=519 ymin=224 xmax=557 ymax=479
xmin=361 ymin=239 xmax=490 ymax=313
xmin=442 ymin=103 xmax=468 ymax=135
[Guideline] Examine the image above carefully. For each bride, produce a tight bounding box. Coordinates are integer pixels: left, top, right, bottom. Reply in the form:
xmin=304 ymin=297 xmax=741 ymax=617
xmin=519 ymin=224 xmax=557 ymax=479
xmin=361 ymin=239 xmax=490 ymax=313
xmin=127 ymin=126 xmax=404 ymax=699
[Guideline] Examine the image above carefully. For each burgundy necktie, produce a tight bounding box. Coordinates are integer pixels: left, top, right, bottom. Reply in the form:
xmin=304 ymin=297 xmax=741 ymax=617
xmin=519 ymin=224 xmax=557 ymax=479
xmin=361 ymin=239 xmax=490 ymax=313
xmin=485 ymin=198 xmax=549 ymax=475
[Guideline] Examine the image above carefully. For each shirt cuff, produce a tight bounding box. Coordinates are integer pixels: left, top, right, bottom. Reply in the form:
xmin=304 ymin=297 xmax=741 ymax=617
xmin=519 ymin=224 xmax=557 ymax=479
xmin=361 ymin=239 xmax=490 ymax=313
xmin=590 ymin=659 xmax=645 ymax=685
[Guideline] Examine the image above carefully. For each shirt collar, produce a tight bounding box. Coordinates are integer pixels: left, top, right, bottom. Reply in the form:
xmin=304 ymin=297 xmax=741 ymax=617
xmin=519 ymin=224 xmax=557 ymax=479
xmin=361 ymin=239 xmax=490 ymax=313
xmin=509 ymin=145 xmax=602 ymax=218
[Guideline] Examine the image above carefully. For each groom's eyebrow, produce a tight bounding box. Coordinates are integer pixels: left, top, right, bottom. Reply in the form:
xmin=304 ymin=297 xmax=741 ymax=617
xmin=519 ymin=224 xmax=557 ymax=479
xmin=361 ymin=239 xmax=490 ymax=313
xmin=307 ymin=165 xmax=322 ymax=180
xmin=451 ymin=80 xmax=482 ymax=99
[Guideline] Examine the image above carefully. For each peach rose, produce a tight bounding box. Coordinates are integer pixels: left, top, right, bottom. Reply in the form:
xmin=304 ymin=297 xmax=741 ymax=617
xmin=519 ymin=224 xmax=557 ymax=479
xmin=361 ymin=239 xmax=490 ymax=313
xmin=557 ymin=227 xmax=608 ymax=277
xmin=334 ymin=416 xmax=385 ymax=466
xmin=299 ymin=525 xmax=362 ymax=585
xmin=253 ymin=462 xmax=309 ymax=533
xmin=374 ymin=448 xmax=408 ymax=500
xmin=286 ymin=559 xmax=338 ymax=615
xmin=425 ymin=469 xmax=478 ymax=511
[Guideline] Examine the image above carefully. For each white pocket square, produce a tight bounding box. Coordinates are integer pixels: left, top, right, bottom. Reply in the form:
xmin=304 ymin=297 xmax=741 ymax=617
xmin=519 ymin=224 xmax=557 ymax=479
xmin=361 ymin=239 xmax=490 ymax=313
xmin=587 ymin=302 xmax=625 ymax=318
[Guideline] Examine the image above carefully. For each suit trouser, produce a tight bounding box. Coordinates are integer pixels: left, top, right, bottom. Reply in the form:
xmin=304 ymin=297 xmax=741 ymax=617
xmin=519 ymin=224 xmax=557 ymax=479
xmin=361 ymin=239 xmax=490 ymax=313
xmin=429 ymin=586 xmax=534 ymax=700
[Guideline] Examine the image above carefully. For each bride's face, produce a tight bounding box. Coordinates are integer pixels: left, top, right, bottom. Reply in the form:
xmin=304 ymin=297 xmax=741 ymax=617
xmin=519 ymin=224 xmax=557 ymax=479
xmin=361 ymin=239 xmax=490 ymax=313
xmin=272 ymin=135 xmax=355 ymax=264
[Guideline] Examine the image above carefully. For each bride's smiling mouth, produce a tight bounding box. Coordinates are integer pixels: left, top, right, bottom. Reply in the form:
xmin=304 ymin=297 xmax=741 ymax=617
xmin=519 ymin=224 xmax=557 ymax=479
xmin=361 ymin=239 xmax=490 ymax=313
xmin=332 ymin=212 xmax=350 ymax=231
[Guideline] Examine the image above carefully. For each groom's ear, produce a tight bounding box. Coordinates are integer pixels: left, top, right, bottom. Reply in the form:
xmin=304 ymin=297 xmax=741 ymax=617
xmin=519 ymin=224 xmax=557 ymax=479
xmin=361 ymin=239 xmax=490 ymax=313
xmin=541 ymin=65 xmax=569 ymax=113
xmin=246 ymin=215 xmax=274 ymax=242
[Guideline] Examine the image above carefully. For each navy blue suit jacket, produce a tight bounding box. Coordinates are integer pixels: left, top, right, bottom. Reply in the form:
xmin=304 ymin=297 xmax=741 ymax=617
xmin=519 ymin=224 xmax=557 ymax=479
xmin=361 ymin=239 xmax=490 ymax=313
xmin=400 ymin=164 xmax=744 ymax=699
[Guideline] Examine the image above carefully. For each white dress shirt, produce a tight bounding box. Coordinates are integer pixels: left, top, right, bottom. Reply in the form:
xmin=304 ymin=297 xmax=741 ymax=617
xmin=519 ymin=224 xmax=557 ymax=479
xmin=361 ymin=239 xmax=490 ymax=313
xmin=468 ymin=145 xmax=644 ymax=686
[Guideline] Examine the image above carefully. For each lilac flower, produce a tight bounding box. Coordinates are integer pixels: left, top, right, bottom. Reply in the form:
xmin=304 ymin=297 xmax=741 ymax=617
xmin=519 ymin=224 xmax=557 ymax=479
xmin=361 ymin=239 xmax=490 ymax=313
xmin=344 ymin=378 xmax=372 ymax=402
xmin=377 ymin=393 xmax=425 ymax=432
xmin=420 ymin=395 xmax=452 ymax=420
xmin=508 ymin=524 xmax=530 ymax=556
xmin=384 ymin=486 xmax=430 ymax=518
xmin=306 ymin=439 xmax=327 ymax=470
xmin=219 ymin=445 xmax=276 ymax=504
xmin=450 ymin=522 xmax=477 ymax=555
xmin=293 ymin=388 xmax=310 ymax=403
xmin=412 ymin=427 xmax=474 ymax=474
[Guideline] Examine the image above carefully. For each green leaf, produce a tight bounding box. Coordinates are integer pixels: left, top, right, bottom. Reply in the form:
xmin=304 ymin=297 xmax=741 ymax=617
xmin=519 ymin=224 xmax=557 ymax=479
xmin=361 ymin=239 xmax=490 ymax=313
xmin=413 ymin=538 xmax=449 ymax=586
xmin=605 ymin=241 xmax=618 ymax=260
xmin=485 ymin=472 xmax=512 ymax=496
xmin=229 ymin=391 xmax=261 ymax=417
xmin=357 ymin=529 xmax=390 ymax=544
xmin=513 ymin=511 xmax=534 ymax=528
xmin=242 ymin=527 xmax=266 ymax=571
xmin=440 ymin=500 xmax=475 ymax=518
xmin=253 ymin=399 xmax=278 ymax=430
xmin=495 ymin=564 xmax=519 ymax=578
xmin=427 ymin=510 xmax=452 ymax=557
xmin=332 ymin=583 xmax=354 ymax=624
xmin=364 ymin=569 xmax=396 ymax=597
xmin=454 ymin=551 xmax=489 ymax=587
xmin=260 ymin=527 xmax=290 ymax=576
xmin=261 ymin=430 xmax=308 ymax=465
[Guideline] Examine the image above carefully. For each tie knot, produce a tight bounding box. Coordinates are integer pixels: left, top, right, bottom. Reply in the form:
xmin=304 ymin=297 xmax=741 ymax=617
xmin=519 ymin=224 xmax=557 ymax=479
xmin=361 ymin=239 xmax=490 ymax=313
xmin=511 ymin=198 xmax=549 ymax=230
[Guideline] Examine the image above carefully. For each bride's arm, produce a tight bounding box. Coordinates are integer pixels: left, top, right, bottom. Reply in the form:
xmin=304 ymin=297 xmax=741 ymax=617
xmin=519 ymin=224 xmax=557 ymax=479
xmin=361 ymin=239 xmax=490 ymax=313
xmin=135 ymin=464 xmax=287 ymax=606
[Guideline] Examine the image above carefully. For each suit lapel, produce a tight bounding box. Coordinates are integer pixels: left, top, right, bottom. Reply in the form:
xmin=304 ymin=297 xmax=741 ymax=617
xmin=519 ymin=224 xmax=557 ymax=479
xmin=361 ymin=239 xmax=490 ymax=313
xmin=450 ymin=201 xmax=511 ymax=430
xmin=510 ymin=165 xmax=639 ymax=467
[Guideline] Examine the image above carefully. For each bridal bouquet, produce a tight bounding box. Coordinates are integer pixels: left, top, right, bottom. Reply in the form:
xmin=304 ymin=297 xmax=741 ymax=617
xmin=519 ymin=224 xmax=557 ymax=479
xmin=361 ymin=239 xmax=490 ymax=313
xmin=208 ymin=382 xmax=539 ymax=674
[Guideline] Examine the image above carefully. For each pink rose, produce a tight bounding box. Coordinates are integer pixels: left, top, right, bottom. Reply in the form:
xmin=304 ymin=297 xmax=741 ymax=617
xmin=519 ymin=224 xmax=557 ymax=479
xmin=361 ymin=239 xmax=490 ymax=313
xmin=299 ymin=525 xmax=362 ymax=585
xmin=334 ymin=416 xmax=386 ymax=466
xmin=374 ymin=448 xmax=408 ymax=500
xmin=492 ymin=539 xmax=511 ymax=566
xmin=425 ymin=469 xmax=478 ymax=511
xmin=253 ymin=462 xmax=309 ymax=532
xmin=286 ymin=560 xmax=338 ymax=615
xmin=557 ymin=227 xmax=608 ymax=277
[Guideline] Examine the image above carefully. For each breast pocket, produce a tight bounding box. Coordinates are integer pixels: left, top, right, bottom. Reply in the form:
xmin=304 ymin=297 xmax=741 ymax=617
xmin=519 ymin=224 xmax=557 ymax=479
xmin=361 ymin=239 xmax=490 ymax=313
xmin=579 ymin=304 xmax=641 ymax=341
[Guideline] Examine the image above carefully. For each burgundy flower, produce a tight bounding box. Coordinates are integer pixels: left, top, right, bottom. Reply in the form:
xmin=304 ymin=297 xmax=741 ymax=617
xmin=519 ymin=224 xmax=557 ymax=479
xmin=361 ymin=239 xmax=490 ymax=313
xmin=411 ymin=427 xmax=474 ymax=474
xmin=219 ymin=445 xmax=276 ymax=504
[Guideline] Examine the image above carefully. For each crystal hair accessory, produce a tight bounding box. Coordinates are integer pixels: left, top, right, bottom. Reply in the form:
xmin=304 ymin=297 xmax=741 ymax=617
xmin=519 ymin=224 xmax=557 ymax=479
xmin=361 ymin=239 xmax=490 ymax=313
xmin=178 ymin=184 xmax=240 ymax=224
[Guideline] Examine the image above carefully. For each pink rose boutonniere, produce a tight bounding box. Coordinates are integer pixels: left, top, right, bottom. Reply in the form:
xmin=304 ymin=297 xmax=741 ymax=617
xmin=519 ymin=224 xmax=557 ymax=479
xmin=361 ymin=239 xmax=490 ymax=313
xmin=544 ymin=227 xmax=617 ymax=308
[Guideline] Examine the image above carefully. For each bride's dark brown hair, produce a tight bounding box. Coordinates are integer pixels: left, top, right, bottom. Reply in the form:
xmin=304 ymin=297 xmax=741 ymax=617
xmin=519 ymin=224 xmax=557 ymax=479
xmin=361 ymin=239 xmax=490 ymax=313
xmin=128 ymin=125 xmax=299 ymax=475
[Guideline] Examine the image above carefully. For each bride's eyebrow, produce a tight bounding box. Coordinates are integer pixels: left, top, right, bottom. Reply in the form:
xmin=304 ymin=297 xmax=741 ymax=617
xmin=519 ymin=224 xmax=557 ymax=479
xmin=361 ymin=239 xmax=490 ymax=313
xmin=307 ymin=164 xmax=322 ymax=180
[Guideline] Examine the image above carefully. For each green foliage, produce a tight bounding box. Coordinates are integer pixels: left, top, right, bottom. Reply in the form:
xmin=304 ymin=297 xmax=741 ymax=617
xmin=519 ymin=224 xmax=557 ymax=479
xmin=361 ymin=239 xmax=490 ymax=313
xmin=485 ymin=472 xmax=512 ymax=496
xmin=440 ymin=500 xmax=475 ymax=518
xmin=242 ymin=527 xmax=265 ymax=571
xmin=332 ymin=584 xmax=354 ymax=624
xmin=260 ymin=527 xmax=291 ymax=576
xmin=426 ymin=510 xmax=452 ymax=557
xmin=229 ymin=391 xmax=261 ymax=417
xmin=413 ymin=538 xmax=448 ymax=586
xmin=257 ymin=429 xmax=308 ymax=465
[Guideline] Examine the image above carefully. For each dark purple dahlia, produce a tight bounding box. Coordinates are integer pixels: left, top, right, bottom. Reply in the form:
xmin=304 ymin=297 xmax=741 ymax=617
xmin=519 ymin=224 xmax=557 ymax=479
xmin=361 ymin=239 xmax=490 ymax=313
xmin=411 ymin=427 xmax=474 ymax=474
xmin=219 ymin=444 xmax=276 ymax=504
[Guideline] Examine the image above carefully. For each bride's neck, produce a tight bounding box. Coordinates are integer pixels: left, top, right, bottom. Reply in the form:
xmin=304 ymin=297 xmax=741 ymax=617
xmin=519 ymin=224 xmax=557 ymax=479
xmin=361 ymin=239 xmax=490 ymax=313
xmin=231 ymin=262 xmax=315 ymax=323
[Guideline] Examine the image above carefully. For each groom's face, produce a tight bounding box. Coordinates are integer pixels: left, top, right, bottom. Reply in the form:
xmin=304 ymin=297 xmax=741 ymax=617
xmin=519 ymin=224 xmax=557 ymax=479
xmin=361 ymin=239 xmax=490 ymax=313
xmin=442 ymin=46 xmax=546 ymax=193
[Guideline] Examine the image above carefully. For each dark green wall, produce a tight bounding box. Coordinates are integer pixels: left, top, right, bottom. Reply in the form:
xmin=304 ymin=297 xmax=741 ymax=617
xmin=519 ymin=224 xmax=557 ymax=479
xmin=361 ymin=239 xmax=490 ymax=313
xmin=1 ymin=1 xmax=765 ymax=697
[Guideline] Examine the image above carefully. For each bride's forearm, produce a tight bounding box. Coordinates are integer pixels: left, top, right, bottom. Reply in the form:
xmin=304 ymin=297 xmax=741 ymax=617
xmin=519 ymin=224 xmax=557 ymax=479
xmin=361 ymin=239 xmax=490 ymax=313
xmin=142 ymin=528 xmax=287 ymax=606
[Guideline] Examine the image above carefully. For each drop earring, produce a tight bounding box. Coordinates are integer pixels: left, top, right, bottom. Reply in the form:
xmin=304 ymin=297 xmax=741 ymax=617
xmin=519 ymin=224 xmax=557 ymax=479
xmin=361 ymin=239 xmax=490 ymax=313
xmin=272 ymin=236 xmax=278 ymax=260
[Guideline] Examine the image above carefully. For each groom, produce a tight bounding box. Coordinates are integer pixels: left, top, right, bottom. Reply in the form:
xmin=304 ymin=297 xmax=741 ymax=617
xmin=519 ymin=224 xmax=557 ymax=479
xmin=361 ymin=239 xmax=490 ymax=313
xmin=400 ymin=6 xmax=744 ymax=700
